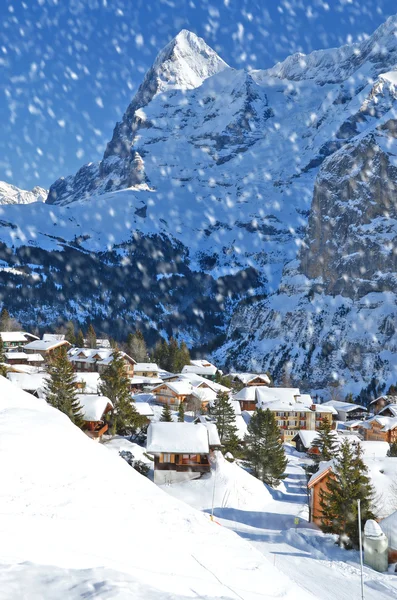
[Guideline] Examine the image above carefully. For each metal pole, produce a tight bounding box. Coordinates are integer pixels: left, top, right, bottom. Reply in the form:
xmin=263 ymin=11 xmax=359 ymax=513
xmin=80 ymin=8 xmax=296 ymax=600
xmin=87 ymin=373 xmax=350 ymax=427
xmin=357 ymin=499 xmax=365 ymax=600
xmin=211 ymin=452 xmax=218 ymax=521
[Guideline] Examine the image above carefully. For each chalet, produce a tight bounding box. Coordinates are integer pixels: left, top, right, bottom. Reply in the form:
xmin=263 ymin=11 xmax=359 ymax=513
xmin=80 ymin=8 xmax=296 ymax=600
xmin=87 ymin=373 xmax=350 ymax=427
xmin=230 ymin=372 xmax=270 ymax=387
xmin=4 ymin=351 xmax=44 ymax=368
xmin=235 ymin=386 xmax=301 ymax=412
xmin=292 ymin=430 xmax=320 ymax=453
xmin=320 ymin=400 xmax=367 ymax=422
xmin=134 ymin=363 xmax=160 ymax=378
xmin=377 ymin=404 xmax=397 ymax=418
xmin=181 ymin=360 xmax=218 ymax=380
xmin=130 ymin=375 xmax=163 ymax=393
xmin=369 ymin=395 xmax=397 ymax=415
xmin=362 ymin=416 xmax=397 ymax=443
xmin=1 ymin=331 xmax=38 ymax=350
xmin=77 ymin=394 xmax=113 ymax=441
xmin=42 ymin=333 xmax=65 ymax=343
xmin=151 ymin=381 xmax=193 ymax=407
xmin=179 ymin=373 xmax=230 ymax=394
xmin=194 ymin=416 xmax=221 ymax=450
xmin=68 ymin=348 xmax=135 ymax=376
xmin=24 ymin=338 xmax=71 ymax=358
xmin=7 ymin=372 xmax=48 ymax=395
xmin=307 ymin=462 xmax=334 ymax=525
xmin=147 ymin=422 xmax=211 ymax=484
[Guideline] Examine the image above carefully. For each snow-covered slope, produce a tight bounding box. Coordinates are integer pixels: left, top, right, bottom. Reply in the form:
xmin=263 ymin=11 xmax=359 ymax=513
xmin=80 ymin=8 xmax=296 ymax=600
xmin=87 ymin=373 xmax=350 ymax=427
xmin=0 ymin=376 xmax=314 ymax=599
xmin=0 ymin=181 xmax=47 ymax=205
xmin=2 ymin=20 xmax=397 ymax=393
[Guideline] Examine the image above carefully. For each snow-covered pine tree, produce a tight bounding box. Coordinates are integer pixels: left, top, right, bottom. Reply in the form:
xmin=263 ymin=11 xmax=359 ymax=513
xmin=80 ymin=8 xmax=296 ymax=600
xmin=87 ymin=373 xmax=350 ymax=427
xmin=244 ymin=408 xmax=288 ymax=487
xmin=319 ymin=439 xmax=375 ymax=548
xmin=212 ymin=391 xmax=240 ymax=455
xmin=44 ymin=347 xmax=85 ymax=428
xmin=99 ymin=348 xmax=142 ymax=435
xmin=177 ymin=401 xmax=185 ymax=422
xmin=160 ymin=403 xmax=173 ymax=422
xmin=311 ymin=419 xmax=338 ymax=464
xmin=0 ymin=333 xmax=7 ymax=377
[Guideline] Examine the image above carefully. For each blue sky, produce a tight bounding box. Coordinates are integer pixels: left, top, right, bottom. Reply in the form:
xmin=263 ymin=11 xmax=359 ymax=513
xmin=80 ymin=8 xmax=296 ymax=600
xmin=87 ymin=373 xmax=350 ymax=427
xmin=1 ymin=0 xmax=396 ymax=190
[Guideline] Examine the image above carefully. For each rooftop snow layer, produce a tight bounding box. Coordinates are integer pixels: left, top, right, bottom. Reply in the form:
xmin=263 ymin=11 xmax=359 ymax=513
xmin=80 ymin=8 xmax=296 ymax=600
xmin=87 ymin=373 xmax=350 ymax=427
xmin=147 ymin=422 xmax=209 ymax=454
xmin=76 ymin=394 xmax=113 ymax=422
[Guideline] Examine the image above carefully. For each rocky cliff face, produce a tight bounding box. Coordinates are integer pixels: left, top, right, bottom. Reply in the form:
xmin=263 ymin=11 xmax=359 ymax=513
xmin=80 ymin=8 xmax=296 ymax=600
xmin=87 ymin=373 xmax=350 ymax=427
xmin=2 ymin=21 xmax=397 ymax=395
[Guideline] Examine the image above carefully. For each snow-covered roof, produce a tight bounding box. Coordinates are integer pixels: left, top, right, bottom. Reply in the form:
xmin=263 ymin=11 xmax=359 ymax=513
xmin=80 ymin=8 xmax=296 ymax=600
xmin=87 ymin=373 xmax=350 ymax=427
xmin=313 ymin=403 xmax=338 ymax=415
xmin=42 ymin=333 xmax=65 ymax=342
xmin=178 ymin=373 xmax=230 ymax=392
xmin=24 ymin=339 xmax=70 ymax=352
xmin=0 ymin=331 xmax=38 ymax=343
xmin=68 ymin=347 xmax=136 ymax=365
xmin=5 ymin=352 xmax=28 ymax=360
xmin=204 ymin=422 xmax=221 ymax=447
xmin=152 ymin=381 xmax=193 ymax=396
xmin=134 ymin=363 xmax=159 ymax=372
xmin=134 ymin=402 xmax=154 ymax=417
xmin=74 ymin=372 xmax=101 ymax=394
xmin=320 ymin=400 xmax=367 ymax=413
xmin=369 ymin=394 xmax=397 ymax=405
xmin=229 ymin=399 xmax=242 ymax=416
xmin=26 ymin=353 xmax=44 ymax=362
xmin=191 ymin=386 xmax=217 ymax=403
xmin=76 ymin=394 xmax=113 ymax=422
xmin=132 ymin=392 xmax=156 ymax=403
xmin=130 ymin=376 xmax=163 ymax=385
xmin=146 ymin=422 xmax=209 ymax=454
xmin=230 ymin=372 xmax=270 ymax=385
xmin=366 ymin=415 xmax=397 ymax=432
xmin=234 ymin=386 xmax=300 ymax=405
xmin=182 ymin=363 xmax=217 ymax=376
xmin=294 ymin=430 xmax=319 ymax=448
xmin=378 ymin=404 xmax=397 ymax=417
xmin=7 ymin=372 xmax=48 ymax=391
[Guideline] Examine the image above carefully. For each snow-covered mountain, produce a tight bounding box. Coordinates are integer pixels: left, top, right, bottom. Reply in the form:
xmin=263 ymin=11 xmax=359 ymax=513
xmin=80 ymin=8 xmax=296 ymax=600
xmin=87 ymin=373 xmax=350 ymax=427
xmin=0 ymin=181 xmax=47 ymax=205
xmin=2 ymin=19 xmax=397 ymax=395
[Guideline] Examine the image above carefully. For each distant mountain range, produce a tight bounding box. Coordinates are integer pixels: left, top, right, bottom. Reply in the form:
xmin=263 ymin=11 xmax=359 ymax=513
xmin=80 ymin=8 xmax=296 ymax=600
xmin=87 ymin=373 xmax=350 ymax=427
xmin=2 ymin=18 xmax=397 ymax=397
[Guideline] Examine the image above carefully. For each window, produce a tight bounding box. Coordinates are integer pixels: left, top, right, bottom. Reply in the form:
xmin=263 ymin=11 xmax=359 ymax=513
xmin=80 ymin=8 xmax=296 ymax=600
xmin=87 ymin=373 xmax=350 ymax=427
xmin=163 ymin=453 xmax=171 ymax=463
xmin=277 ymin=420 xmax=283 ymax=426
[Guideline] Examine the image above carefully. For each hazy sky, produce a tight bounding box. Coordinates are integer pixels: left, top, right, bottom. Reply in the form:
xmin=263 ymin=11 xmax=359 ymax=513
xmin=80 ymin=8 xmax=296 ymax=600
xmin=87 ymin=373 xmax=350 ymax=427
xmin=1 ymin=0 xmax=396 ymax=190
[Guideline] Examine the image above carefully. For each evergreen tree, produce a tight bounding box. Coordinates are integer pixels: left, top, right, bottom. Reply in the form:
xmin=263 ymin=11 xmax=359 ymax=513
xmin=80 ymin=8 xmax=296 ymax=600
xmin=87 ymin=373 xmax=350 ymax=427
xmin=126 ymin=330 xmax=148 ymax=362
xmin=65 ymin=321 xmax=76 ymax=345
xmin=244 ymin=408 xmax=288 ymax=487
xmin=0 ymin=307 xmax=20 ymax=332
xmin=0 ymin=333 xmax=7 ymax=377
xmin=311 ymin=419 xmax=338 ymax=465
xmin=177 ymin=401 xmax=185 ymax=422
xmin=153 ymin=339 xmax=169 ymax=370
xmin=175 ymin=341 xmax=190 ymax=372
xmin=387 ymin=441 xmax=397 ymax=457
xmin=319 ymin=440 xmax=375 ymax=548
xmin=44 ymin=347 xmax=84 ymax=428
xmin=76 ymin=329 xmax=85 ymax=348
xmin=160 ymin=403 xmax=173 ymax=422
xmin=99 ymin=349 xmax=143 ymax=435
xmin=86 ymin=324 xmax=97 ymax=348
xmin=345 ymin=393 xmax=355 ymax=403
xmin=212 ymin=391 xmax=241 ymax=455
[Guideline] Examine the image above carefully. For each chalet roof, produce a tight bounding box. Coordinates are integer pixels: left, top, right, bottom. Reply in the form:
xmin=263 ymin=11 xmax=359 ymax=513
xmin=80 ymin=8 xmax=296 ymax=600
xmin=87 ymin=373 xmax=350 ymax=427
xmin=68 ymin=347 xmax=136 ymax=365
xmin=152 ymin=381 xmax=193 ymax=396
xmin=76 ymin=394 xmax=113 ymax=422
xmin=27 ymin=353 xmax=44 ymax=362
xmin=203 ymin=422 xmax=221 ymax=447
xmin=133 ymin=402 xmax=154 ymax=417
xmin=293 ymin=430 xmax=319 ymax=449
xmin=24 ymin=339 xmax=70 ymax=352
xmin=191 ymin=387 xmax=217 ymax=403
xmin=369 ymin=394 xmax=397 ymax=405
xmin=364 ymin=415 xmax=397 ymax=432
xmin=378 ymin=404 xmax=397 ymax=417
xmin=0 ymin=331 xmax=39 ymax=343
xmin=320 ymin=400 xmax=367 ymax=413
xmin=312 ymin=403 xmax=338 ymax=415
xmin=7 ymin=372 xmax=48 ymax=391
xmin=42 ymin=333 xmax=65 ymax=342
xmin=230 ymin=372 xmax=271 ymax=385
xmin=146 ymin=422 xmax=209 ymax=454
xmin=130 ymin=376 xmax=163 ymax=385
xmin=234 ymin=386 xmax=300 ymax=404
xmin=5 ymin=352 xmax=28 ymax=360
xmin=178 ymin=373 xmax=230 ymax=393
xmin=132 ymin=392 xmax=156 ymax=403
xmin=182 ymin=362 xmax=217 ymax=376
xmin=134 ymin=363 xmax=159 ymax=372
xmin=308 ymin=460 xmax=333 ymax=488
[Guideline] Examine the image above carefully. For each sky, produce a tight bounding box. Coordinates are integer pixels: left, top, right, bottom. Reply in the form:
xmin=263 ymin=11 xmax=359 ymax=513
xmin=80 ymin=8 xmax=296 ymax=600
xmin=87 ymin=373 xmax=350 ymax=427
xmin=1 ymin=0 xmax=397 ymax=191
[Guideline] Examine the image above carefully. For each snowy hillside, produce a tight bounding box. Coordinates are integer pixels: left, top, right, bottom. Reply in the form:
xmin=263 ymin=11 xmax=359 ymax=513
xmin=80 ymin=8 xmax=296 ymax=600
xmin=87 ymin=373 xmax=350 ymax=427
xmin=0 ymin=376 xmax=314 ymax=599
xmin=1 ymin=19 xmax=397 ymax=391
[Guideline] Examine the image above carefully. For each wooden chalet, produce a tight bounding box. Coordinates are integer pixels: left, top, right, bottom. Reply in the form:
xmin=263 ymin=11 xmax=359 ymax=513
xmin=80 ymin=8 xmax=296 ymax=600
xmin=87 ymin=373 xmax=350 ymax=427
xmin=369 ymin=395 xmax=397 ymax=415
xmin=24 ymin=338 xmax=71 ymax=358
xmin=134 ymin=363 xmax=160 ymax=378
xmin=1 ymin=331 xmax=39 ymax=350
xmin=68 ymin=348 xmax=135 ymax=376
xmin=147 ymin=422 xmax=210 ymax=484
xmin=307 ymin=463 xmax=334 ymax=525
xmin=362 ymin=416 xmax=397 ymax=443
xmin=77 ymin=394 xmax=113 ymax=441
xmin=151 ymin=381 xmax=192 ymax=407
xmin=230 ymin=372 xmax=271 ymax=387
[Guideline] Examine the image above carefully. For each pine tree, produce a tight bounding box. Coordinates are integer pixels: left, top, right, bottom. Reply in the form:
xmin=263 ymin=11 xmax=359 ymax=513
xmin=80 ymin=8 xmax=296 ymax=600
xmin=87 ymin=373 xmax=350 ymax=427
xmin=160 ymin=403 xmax=173 ymax=422
xmin=244 ymin=408 xmax=288 ymax=487
xmin=0 ymin=333 xmax=7 ymax=377
xmin=86 ymin=324 xmax=97 ymax=348
xmin=0 ymin=308 xmax=11 ymax=331
xmin=175 ymin=341 xmax=190 ymax=372
xmin=65 ymin=321 xmax=76 ymax=345
xmin=311 ymin=419 xmax=337 ymax=465
xmin=319 ymin=440 xmax=375 ymax=548
xmin=99 ymin=349 xmax=142 ymax=435
xmin=44 ymin=347 xmax=84 ymax=428
xmin=76 ymin=329 xmax=85 ymax=348
xmin=177 ymin=401 xmax=185 ymax=422
xmin=345 ymin=392 xmax=355 ymax=403
xmin=212 ymin=391 xmax=241 ymax=455
xmin=387 ymin=441 xmax=397 ymax=457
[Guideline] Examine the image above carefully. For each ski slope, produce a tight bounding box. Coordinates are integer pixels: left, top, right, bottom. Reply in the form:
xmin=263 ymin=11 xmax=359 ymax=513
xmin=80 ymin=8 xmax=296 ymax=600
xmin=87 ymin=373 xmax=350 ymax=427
xmin=0 ymin=376 xmax=314 ymax=599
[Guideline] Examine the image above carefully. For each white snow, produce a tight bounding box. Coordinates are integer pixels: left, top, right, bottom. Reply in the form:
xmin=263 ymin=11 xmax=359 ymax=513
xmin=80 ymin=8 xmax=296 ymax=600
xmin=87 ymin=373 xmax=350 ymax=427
xmin=76 ymin=394 xmax=113 ymax=422
xmin=146 ymin=422 xmax=209 ymax=454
